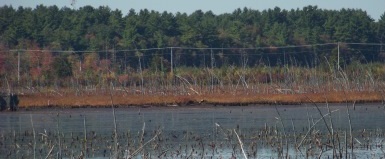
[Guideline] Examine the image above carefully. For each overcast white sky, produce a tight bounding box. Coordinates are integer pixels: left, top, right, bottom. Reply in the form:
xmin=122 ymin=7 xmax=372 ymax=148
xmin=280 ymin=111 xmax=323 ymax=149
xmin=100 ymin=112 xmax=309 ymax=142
xmin=1 ymin=0 xmax=384 ymax=20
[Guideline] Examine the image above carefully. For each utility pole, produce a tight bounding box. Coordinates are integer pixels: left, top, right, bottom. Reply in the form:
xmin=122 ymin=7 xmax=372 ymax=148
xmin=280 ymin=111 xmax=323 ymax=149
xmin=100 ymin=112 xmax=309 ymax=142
xmin=79 ymin=57 xmax=82 ymax=72
xmin=381 ymin=33 xmax=384 ymax=54
xmin=337 ymin=42 xmax=340 ymax=71
xmin=170 ymin=47 xmax=173 ymax=75
xmin=17 ymin=50 xmax=20 ymax=84
xmin=283 ymin=50 xmax=286 ymax=66
xmin=313 ymin=45 xmax=316 ymax=67
xmin=210 ymin=49 xmax=214 ymax=92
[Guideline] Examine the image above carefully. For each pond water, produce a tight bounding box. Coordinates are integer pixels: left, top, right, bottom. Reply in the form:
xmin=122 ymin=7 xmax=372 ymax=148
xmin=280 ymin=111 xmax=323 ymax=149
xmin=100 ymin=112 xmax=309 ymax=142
xmin=1 ymin=103 xmax=385 ymax=158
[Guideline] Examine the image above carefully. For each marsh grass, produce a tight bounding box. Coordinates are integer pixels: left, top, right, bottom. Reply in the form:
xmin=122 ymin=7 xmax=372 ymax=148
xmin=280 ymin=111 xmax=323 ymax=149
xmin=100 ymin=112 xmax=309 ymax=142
xmin=1 ymin=123 xmax=382 ymax=158
xmin=17 ymin=91 xmax=383 ymax=108
xmin=3 ymin=95 xmax=385 ymax=159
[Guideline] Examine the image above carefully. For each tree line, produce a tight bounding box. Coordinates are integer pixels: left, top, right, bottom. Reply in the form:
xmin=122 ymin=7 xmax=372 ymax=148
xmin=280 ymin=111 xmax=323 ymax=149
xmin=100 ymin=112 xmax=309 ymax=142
xmin=1 ymin=5 xmax=384 ymax=50
xmin=1 ymin=5 xmax=385 ymax=93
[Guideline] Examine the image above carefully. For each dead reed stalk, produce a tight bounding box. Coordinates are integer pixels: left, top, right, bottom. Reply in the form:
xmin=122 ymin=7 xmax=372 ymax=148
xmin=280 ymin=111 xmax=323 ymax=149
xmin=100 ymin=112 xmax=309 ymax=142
xmin=83 ymin=115 xmax=87 ymax=158
xmin=274 ymin=104 xmax=288 ymax=158
xmin=30 ymin=114 xmax=36 ymax=159
xmin=234 ymin=129 xmax=248 ymax=159
xmin=325 ymin=98 xmax=338 ymax=158
xmin=45 ymin=145 xmax=55 ymax=159
xmin=56 ymin=113 xmax=62 ymax=158
xmin=129 ymin=130 xmax=162 ymax=158
xmin=109 ymin=82 xmax=118 ymax=159
xmin=140 ymin=122 xmax=145 ymax=158
xmin=297 ymin=109 xmax=339 ymax=150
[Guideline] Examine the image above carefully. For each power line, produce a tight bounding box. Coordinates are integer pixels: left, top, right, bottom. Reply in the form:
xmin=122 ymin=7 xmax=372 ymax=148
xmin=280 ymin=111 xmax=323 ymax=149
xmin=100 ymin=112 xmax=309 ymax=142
xmin=6 ymin=43 xmax=339 ymax=53
xmin=1 ymin=42 xmax=383 ymax=64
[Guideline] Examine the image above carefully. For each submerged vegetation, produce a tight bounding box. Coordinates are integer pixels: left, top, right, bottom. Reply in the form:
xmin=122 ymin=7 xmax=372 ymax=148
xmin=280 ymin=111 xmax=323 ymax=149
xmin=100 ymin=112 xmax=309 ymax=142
xmin=1 ymin=105 xmax=385 ymax=158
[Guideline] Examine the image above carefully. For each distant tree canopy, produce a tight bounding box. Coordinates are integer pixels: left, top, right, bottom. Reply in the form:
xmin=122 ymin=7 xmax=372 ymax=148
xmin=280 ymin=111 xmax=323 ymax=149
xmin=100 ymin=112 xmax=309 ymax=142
xmin=0 ymin=5 xmax=384 ymax=50
xmin=1 ymin=5 xmax=385 ymax=90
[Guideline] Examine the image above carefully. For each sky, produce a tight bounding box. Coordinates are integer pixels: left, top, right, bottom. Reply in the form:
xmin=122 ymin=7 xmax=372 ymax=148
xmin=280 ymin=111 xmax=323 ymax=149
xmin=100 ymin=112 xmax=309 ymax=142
xmin=1 ymin=0 xmax=384 ymax=21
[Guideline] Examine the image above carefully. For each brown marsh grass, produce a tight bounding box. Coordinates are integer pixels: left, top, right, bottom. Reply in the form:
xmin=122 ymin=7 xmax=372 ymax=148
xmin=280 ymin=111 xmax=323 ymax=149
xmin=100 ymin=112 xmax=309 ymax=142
xmin=18 ymin=90 xmax=382 ymax=108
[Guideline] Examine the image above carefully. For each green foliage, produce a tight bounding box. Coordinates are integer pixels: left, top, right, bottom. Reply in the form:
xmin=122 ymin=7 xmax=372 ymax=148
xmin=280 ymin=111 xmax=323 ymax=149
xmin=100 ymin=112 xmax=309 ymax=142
xmin=0 ymin=5 xmax=382 ymax=50
xmin=53 ymin=55 xmax=73 ymax=78
xmin=0 ymin=5 xmax=384 ymax=87
xmin=379 ymin=12 xmax=385 ymax=47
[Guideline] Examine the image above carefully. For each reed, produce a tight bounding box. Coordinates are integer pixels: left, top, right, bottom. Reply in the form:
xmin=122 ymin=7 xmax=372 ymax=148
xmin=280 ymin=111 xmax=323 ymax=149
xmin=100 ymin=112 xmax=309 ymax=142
xmin=45 ymin=145 xmax=54 ymax=159
xmin=274 ymin=104 xmax=289 ymax=158
xmin=56 ymin=113 xmax=62 ymax=158
xmin=234 ymin=129 xmax=248 ymax=159
xmin=83 ymin=115 xmax=87 ymax=159
xmin=30 ymin=114 xmax=36 ymax=159
xmin=129 ymin=130 xmax=162 ymax=158
xmin=2 ymin=100 xmax=385 ymax=158
xmin=109 ymin=82 xmax=119 ymax=159
xmin=325 ymin=97 xmax=338 ymax=158
xmin=297 ymin=109 xmax=339 ymax=150
xmin=1 ymin=124 xmax=383 ymax=158
xmin=140 ymin=122 xmax=145 ymax=158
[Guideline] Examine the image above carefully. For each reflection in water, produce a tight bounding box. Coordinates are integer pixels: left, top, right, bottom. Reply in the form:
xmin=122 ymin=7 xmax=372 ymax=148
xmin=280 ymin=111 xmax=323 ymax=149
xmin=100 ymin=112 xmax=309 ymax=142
xmin=0 ymin=104 xmax=384 ymax=158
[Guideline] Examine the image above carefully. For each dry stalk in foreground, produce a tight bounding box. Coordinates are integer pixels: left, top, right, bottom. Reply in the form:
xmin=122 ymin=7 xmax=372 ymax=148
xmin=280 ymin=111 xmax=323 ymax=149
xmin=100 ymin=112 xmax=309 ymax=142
xmin=234 ymin=129 xmax=248 ymax=159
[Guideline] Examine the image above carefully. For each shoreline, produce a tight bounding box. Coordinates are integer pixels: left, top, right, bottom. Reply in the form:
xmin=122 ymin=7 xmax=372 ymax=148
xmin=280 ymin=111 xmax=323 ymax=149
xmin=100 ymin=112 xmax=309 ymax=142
xmin=12 ymin=91 xmax=384 ymax=111
xmin=15 ymin=101 xmax=384 ymax=112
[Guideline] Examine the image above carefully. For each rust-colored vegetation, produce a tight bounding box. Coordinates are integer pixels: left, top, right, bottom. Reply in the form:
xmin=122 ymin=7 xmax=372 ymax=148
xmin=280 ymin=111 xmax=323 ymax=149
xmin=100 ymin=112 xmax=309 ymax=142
xmin=3 ymin=44 xmax=385 ymax=109
xmin=18 ymin=90 xmax=383 ymax=108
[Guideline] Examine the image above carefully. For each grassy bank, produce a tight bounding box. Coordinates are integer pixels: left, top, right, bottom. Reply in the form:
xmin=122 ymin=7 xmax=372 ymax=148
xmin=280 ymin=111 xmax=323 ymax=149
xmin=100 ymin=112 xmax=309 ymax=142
xmin=18 ymin=91 xmax=383 ymax=109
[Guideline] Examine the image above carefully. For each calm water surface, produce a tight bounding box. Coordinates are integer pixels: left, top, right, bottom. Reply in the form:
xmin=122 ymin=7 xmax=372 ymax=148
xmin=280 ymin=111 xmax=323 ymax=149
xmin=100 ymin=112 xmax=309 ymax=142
xmin=1 ymin=103 xmax=385 ymax=133
xmin=1 ymin=103 xmax=385 ymax=158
